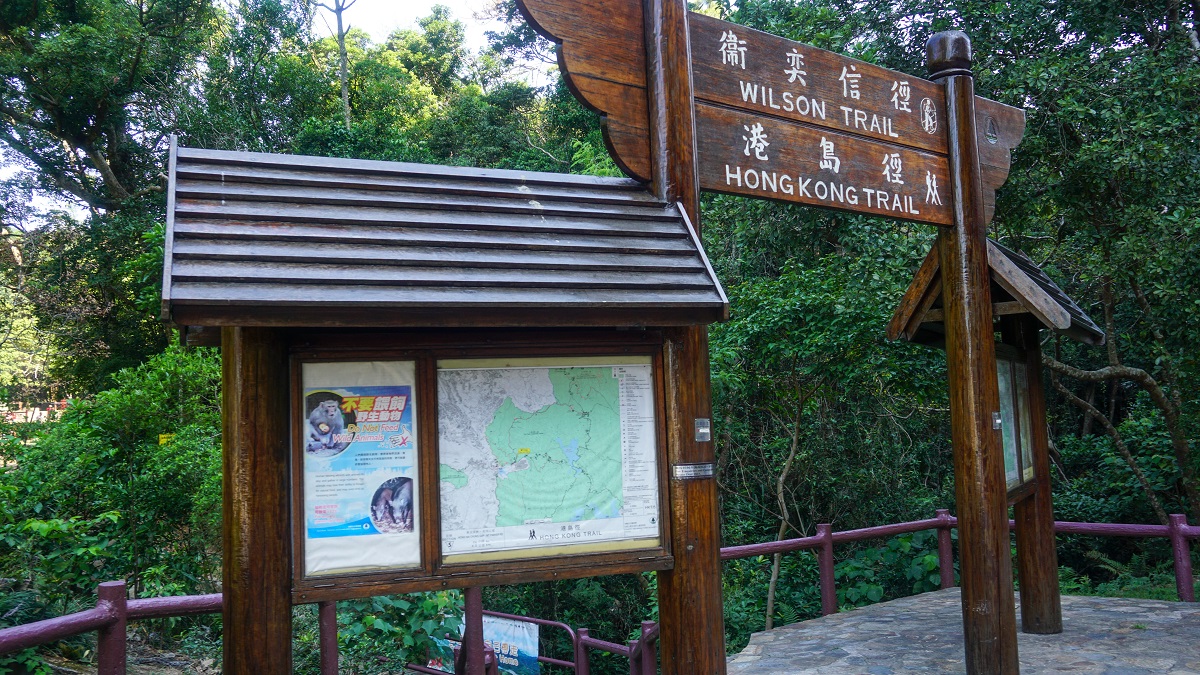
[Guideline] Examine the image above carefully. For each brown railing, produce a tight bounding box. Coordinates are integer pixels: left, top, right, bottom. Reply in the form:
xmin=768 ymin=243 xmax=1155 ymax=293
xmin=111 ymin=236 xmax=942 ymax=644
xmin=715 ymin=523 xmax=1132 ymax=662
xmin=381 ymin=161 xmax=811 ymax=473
xmin=1 ymin=511 xmax=1195 ymax=674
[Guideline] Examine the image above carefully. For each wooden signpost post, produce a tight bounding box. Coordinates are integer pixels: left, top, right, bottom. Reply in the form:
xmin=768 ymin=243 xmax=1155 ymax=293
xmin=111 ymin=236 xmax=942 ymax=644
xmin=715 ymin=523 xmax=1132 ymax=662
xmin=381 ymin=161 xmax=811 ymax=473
xmin=515 ymin=0 xmax=1027 ymax=673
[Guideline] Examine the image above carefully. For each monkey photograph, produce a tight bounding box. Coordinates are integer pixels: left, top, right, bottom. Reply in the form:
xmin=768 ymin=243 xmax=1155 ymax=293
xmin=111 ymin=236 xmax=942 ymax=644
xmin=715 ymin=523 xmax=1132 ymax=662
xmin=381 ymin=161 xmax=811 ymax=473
xmin=305 ymin=394 xmax=352 ymax=456
xmin=370 ymin=477 xmax=414 ymax=534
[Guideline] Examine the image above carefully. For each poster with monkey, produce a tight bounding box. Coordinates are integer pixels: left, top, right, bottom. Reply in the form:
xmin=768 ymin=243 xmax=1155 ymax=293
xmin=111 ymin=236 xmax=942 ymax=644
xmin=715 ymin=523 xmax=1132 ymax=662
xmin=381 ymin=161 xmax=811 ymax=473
xmin=301 ymin=360 xmax=420 ymax=576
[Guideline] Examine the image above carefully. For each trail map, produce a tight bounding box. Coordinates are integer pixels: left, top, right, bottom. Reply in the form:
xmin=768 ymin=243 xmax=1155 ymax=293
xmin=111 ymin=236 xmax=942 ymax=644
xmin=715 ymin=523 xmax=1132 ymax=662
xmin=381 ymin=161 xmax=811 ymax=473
xmin=438 ymin=360 xmax=659 ymax=559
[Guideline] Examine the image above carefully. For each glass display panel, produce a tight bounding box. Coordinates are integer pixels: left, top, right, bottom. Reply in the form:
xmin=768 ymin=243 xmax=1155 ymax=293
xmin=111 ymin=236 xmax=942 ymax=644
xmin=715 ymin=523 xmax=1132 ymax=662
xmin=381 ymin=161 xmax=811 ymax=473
xmin=438 ymin=356 xmax=661 ymax=563
xmin=996 ymin=360 xmax=1020 ymax=488
xmin=301 ymin=360 xmax=421 ymax=576
xmin=1015 ymin=363 xmax=1035 ymax=483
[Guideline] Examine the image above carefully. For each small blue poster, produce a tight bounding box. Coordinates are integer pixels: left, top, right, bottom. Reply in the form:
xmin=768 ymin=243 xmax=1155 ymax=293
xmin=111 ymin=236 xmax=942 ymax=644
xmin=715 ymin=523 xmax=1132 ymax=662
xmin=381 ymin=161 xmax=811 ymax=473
xmin=302 ymin=361 xmax=421 ymax=576
xmin=426 ymin=615 xmax=540 ymax=675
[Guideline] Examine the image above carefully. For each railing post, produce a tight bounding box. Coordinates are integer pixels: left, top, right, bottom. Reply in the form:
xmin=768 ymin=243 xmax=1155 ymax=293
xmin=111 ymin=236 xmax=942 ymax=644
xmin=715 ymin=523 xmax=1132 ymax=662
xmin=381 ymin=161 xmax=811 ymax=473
xmin=96 ymin=581 xmax=127 ymax=675
xmin=576 ymin=628 xmax=591 ymax=675
xmin=318 ymin=601 xmax=338 ymax=674
xmin=456 ymin=586 xmax=487 ymax=675
xmin=936 ymin=509 xmax=956 ymax=589
xmin=639 ymin=621 xmax=656 ymax=675
xmin=816 ymin=524 xmax=837 ymax=616
xmin=1169 ymin=514 xmax=1196 ymax=602
xmin=627 ymin=639 xmax=640 ymax=675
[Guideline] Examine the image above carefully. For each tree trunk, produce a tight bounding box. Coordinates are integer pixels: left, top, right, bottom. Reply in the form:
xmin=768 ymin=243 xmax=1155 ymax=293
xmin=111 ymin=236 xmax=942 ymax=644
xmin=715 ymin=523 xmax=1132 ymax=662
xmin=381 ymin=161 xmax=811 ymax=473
xmin=765 ymin=388 xmax=811 ymax=629
xmin=319 ymin=0 xmax=356 ymax=130
xmin=336 ymin=2 xmax=351 ymax=130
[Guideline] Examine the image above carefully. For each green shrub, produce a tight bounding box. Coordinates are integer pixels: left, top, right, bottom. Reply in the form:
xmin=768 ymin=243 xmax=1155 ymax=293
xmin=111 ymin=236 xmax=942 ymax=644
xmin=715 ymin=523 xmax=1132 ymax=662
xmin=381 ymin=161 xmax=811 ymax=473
xmin=0 ymin=345 xmax=222 ymax=606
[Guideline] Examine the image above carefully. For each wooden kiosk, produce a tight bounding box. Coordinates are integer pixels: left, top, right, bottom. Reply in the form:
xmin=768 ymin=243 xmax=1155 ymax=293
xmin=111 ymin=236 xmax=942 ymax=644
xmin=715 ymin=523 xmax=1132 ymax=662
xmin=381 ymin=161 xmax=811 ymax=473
xmin=164 ymin=0 xmax=1048 ymax=671
xmin=161 ymin=143 xmax=730 ymax=673
xmin=889 ymin=238 xmax=1106 ymax=634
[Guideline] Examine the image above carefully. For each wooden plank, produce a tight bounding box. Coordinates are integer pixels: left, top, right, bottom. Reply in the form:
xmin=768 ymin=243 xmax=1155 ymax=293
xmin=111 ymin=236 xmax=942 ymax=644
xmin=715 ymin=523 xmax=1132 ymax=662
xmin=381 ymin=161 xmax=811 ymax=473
xmin=886 ymin=245 xmax=940 ymax=340
xmin=222 ymin=327 xmax=291 ymax=674
xmin=174 ymin=210 xmax=691 ymax=239
xmin=183 ymin=325 xmax=221 ymax=347
xmin=928 ymin=32 xmax=1020 ymax=675
xmin=292 ymin=554 xmax=675 ymax=604
xmin=690 ymin=13 xmax=948 ymax=155
xmin=174 ymin=220 xmax=696 ymax=254
xmin=172 ymin=239 xmax=701 ymax=272
xmin=921 ymin=300 xmax=1028 ymax=323
xmin=171 ymin=282 xmax=726 ymax=307
xmin=173 ymin=303 xmax=726 ymax=329
xmin=174 ymin=165 xmax=661 ymax=206
xmin=161 ymin=137 xmax=180 ymax=321
xmin=173 ymin=184 xmax=677 ymax=221
xmin=603 ymin=118 xmax=654 ymax=182
xmin=177 ymin=146 xmax=644 ymax=189
xmin=987 ymin=240 xmax=1071 ymax=330
xmin=1011 ymin=318 xmax=1063 ymax=635
xmin=175 ymin=197 xmax=678 ymax=226
xmin=905 ymin=270 xmax=943 ymax=340
xmin=171 ymin=260 xmax=716 ymax=289
xmin=696 ymin=102 xmax=953 ymax=226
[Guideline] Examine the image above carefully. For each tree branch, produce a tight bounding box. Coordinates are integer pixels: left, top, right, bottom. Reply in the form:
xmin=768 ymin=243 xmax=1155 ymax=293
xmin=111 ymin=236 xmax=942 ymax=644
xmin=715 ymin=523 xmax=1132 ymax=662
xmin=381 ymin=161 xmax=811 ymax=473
xmin=1050 ymin=376 xmax=1169 ymax=525
xmin=1044 ymin=353 xmax=1200 ymax=520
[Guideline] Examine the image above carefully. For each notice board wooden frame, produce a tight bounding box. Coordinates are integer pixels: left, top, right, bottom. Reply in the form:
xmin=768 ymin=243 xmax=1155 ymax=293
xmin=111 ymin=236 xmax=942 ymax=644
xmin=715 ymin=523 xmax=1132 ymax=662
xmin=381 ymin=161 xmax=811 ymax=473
xmin=288 ymin=328 xmax=674 ymax=604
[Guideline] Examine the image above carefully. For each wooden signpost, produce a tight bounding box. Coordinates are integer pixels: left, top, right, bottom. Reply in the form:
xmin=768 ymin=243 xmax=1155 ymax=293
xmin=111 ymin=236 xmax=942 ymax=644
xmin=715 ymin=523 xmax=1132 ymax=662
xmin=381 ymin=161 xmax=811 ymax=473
xmin=514 ymin=1 xmax=1029 ymax=673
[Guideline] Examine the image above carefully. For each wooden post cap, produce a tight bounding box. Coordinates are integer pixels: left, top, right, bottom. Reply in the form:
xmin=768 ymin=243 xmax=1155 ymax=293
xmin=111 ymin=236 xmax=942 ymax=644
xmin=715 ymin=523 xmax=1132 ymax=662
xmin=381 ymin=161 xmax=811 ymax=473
xmin=926 ymin=31 xmax=973 ymax=78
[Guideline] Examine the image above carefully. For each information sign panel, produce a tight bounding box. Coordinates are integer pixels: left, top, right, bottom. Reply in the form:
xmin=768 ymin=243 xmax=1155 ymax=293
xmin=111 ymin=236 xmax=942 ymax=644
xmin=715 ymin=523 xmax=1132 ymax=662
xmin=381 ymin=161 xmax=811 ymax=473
xmin=691 ymin=13 xmax=948 ymax=154
xmin=437 ymin=356 xmax=661 ymax=563
xmin=696 ymin=103 xmax=953 ymax=225
xmin=301 ymin=360 xmax=421 ymax=576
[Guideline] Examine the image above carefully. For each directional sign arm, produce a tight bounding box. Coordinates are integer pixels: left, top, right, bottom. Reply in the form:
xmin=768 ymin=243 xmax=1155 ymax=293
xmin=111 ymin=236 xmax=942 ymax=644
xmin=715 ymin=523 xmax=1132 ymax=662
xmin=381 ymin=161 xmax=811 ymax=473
xmin=975 ymin=98 xmax=1025 ymax=224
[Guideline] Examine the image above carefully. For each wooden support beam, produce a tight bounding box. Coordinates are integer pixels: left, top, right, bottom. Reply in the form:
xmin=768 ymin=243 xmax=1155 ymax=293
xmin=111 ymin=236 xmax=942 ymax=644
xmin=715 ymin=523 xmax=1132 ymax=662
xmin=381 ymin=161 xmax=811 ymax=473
xmin=644 ymin=1 xmax=725 ymax=672
xmin=922 ymin=301 xmax=1029 ymax=324
xmin=1012 ymin=318 xmax=1063 ymax=633
xmin=659 ymin=326 xmax=725 ymax=675
xmin=986 ymin=241 xmax=1070 ymax=331
xmin=222 ymin=327 xmax=292 ymax=675
xmin=887 ymin=245 xmax=941 ymax=341
xmin=927 ymin=32 xmax=1020 ymax=674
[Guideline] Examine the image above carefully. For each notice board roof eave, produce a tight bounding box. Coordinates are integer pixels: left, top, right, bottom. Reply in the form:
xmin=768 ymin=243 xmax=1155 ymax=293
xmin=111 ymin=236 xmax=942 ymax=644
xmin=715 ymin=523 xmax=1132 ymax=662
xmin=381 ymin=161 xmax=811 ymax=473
xmin=162 ymin=142 xmax=729 ymax=329
xmin=887 ymin=239 xmax=1105 ymax=347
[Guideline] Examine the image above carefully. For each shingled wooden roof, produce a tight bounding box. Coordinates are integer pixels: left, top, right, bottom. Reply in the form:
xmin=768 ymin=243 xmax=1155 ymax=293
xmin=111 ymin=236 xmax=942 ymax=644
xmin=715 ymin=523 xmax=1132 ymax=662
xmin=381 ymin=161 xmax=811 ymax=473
xmin=161 ymin=142 xmax=728 ymax=328
xmin=887 ymin=239 xmax=1104 ymax=347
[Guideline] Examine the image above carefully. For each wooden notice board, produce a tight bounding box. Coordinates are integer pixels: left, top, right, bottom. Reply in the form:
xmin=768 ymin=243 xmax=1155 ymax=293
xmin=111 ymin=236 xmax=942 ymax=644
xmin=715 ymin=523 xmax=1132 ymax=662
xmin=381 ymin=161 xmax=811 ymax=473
xmin=288 ymin=331 xmax=676 ymax=603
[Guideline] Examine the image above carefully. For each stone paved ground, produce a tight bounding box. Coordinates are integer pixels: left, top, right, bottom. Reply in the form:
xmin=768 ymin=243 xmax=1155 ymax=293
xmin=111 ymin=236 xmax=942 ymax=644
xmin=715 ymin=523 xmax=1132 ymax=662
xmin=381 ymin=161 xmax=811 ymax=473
xmin=728 ymin=588 xmax=1200 ymax=674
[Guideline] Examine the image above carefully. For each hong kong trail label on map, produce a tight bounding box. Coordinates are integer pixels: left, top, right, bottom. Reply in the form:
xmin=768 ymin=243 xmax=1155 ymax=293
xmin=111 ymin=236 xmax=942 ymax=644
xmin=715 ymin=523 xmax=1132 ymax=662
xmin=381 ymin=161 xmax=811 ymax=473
xmin=437 ymin=356 xmax=661 ymax=563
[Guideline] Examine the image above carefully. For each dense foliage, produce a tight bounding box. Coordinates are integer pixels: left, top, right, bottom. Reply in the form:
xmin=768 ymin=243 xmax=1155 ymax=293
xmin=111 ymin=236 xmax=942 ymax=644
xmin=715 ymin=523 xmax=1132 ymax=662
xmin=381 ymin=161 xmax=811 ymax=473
xmin=0 ymin=0 xmax=1197 ymax=671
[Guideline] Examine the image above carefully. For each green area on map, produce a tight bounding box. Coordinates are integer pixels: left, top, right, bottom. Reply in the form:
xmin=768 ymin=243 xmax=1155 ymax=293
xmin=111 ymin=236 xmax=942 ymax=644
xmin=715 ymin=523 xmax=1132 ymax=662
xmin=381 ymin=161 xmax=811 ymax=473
xmin=485 ymin=367 xmax=624 ymax=527
xmin=440 ymin=464 xmax=469 ymax=489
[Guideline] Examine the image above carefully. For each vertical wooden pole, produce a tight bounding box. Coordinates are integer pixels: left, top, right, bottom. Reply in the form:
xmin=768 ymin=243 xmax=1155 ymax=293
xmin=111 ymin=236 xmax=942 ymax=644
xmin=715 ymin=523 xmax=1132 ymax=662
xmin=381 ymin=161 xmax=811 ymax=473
xmin=457 ymin=586 xmax=487 ymax=675
xmin=1013 ymin=318 xmax=1063 ymax=633
xmin=816 ymin=524 xmax=837 ymax=616
xmin=926 ymin=32 xmax=1020 ymax=675
xmin=222 ymin=327 xmax=292 ymax=675
xmin=1169 ymin=515 xmax=1196 ymax=602
xmin=96 ymin=581 xmax=127 ymax=675
xmin=936 ymin=509 xmax=956 ymax=589
xmin=318 ymin=600 xmax=339 ymax=674
xmin=660 ymin=326 xmax=725 ymax=675
xmin=644 ymin=0 xmax=725 ymax=673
